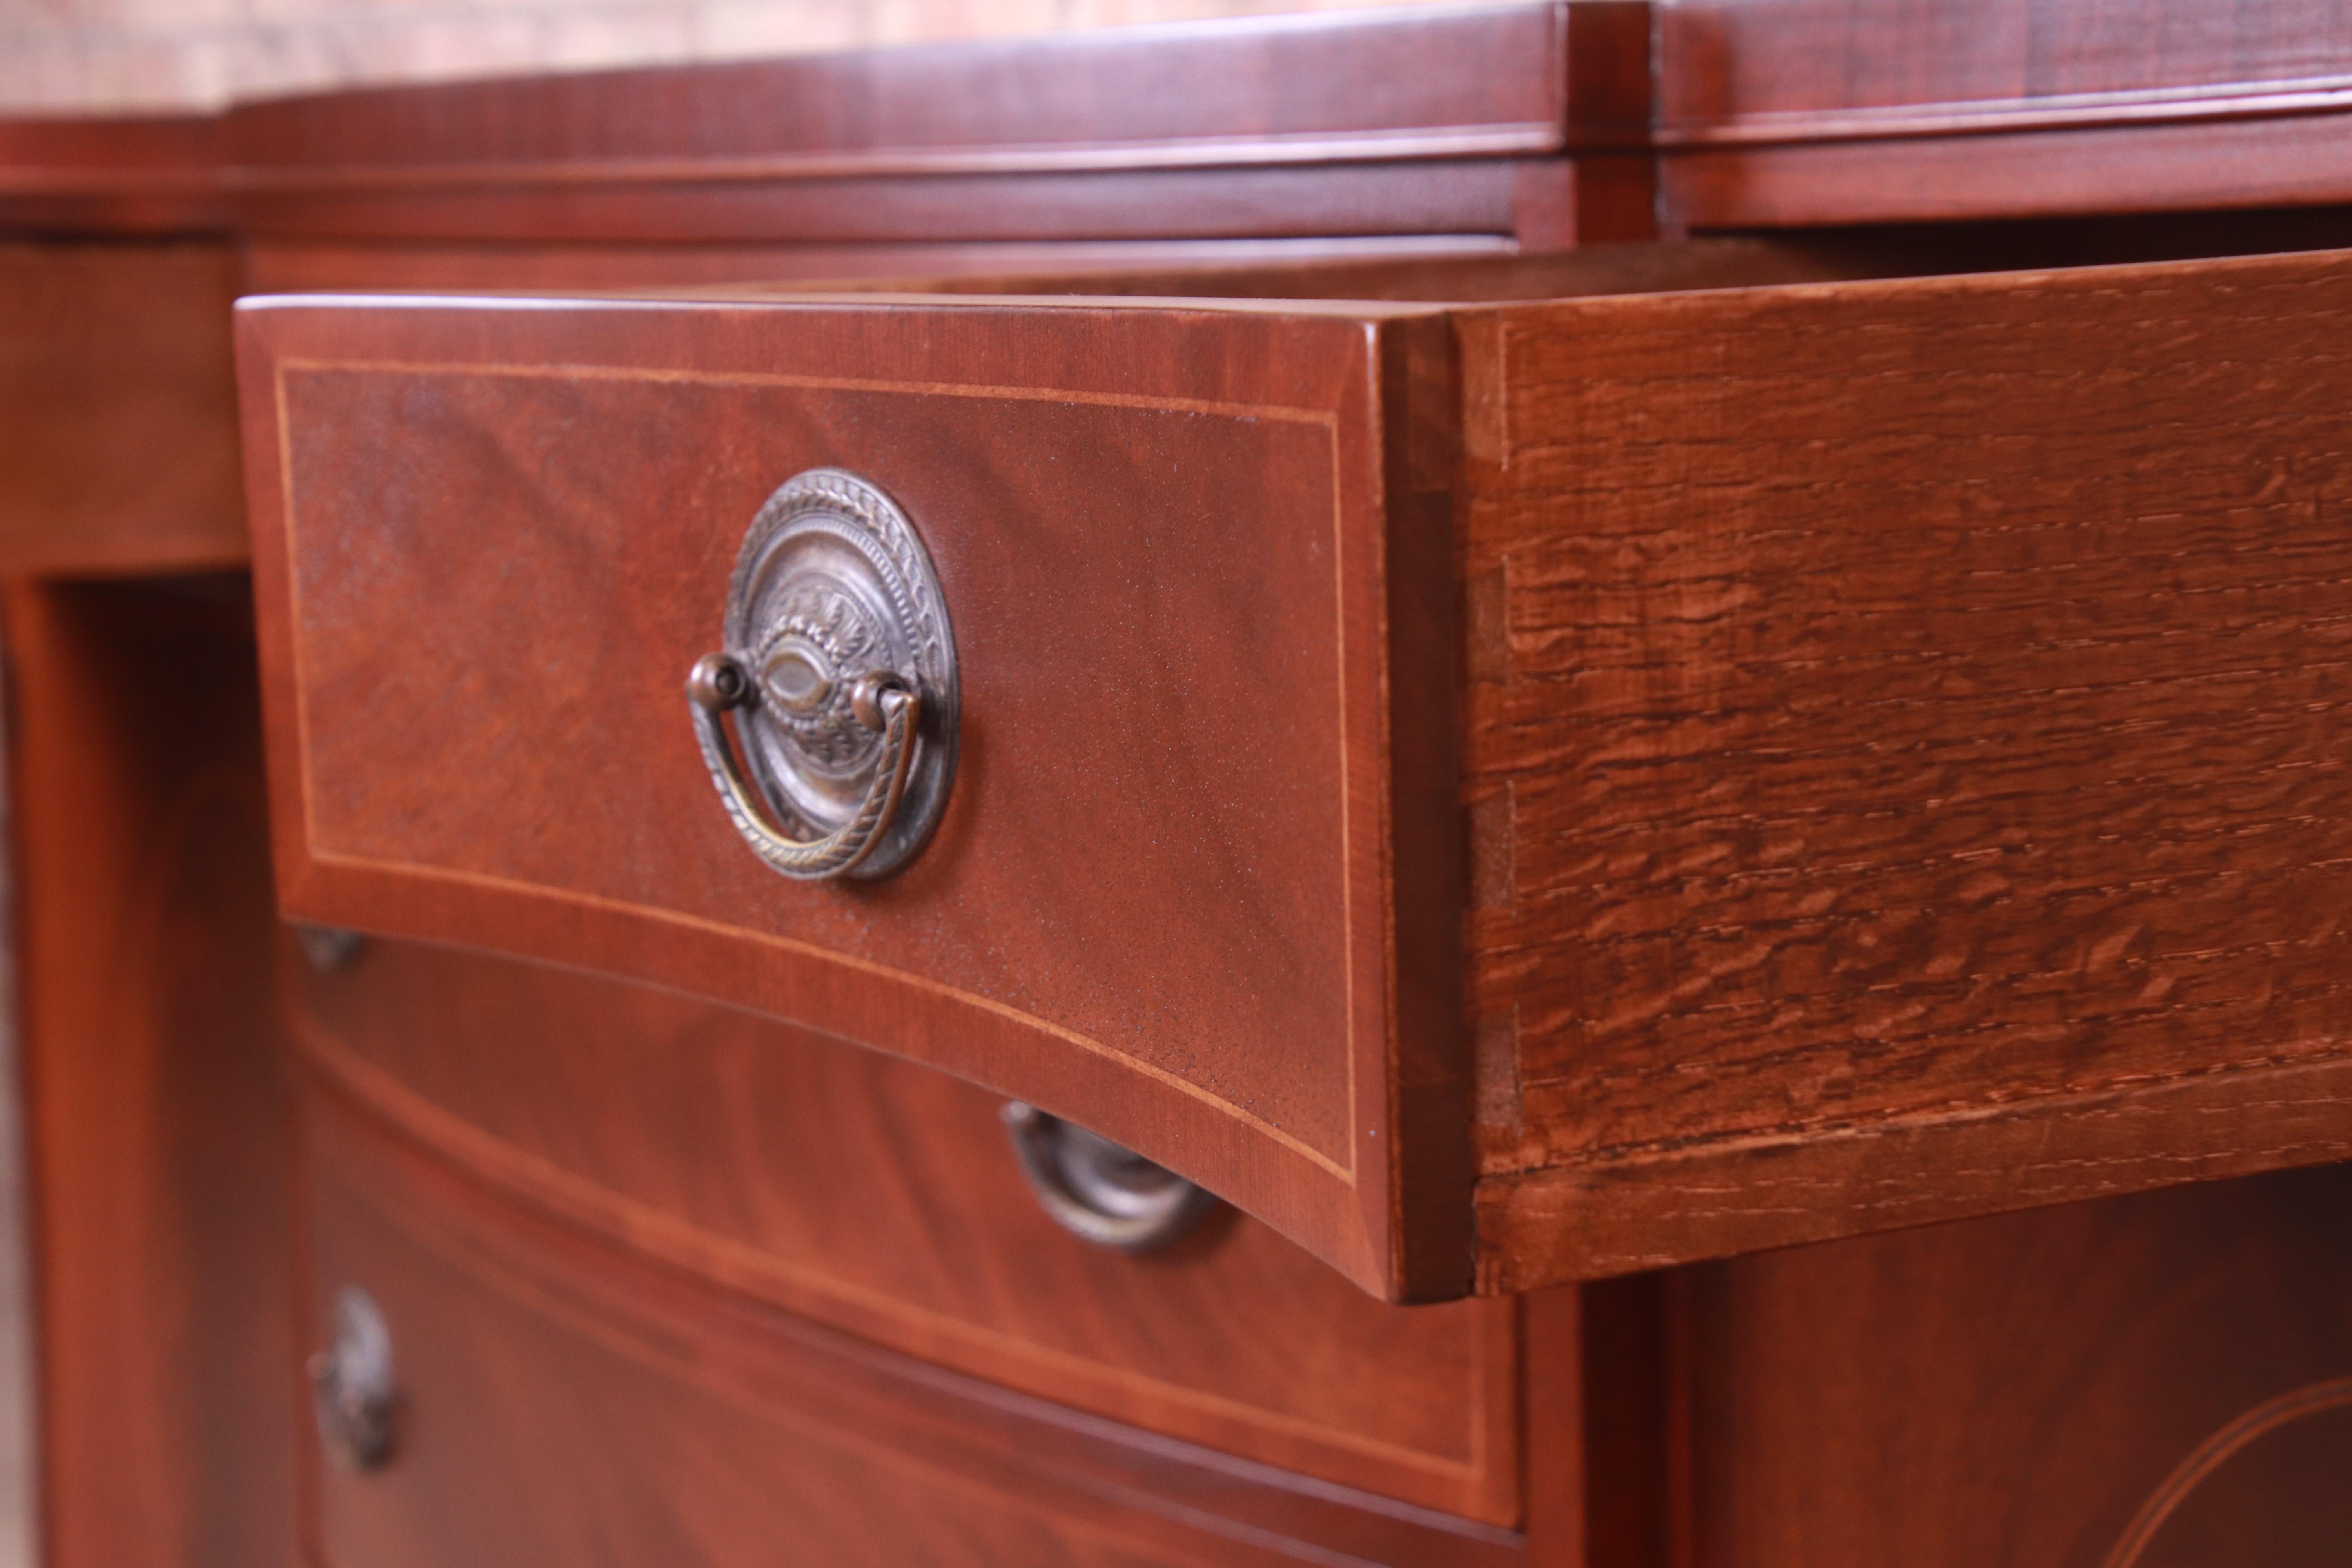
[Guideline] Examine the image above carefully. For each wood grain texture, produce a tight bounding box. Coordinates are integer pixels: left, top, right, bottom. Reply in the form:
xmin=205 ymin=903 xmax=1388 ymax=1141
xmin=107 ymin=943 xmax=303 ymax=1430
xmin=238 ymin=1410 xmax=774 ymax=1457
xmin=1464 ymin=245 xmax=2352 ymax=1285
xmin=1477 ymin=1051 xmax=2352 ymax=1286
xmin=236 ymin=229 xmax=2022 ymax=304
xmin=0 ymin=244 xmax=244 ymax=574
xmin=1681 ymin=1164 xmax=2352 ymax=1567
xmin=791 ymin=237 xmax=1883 ymax=301
xmin=0 ymin=4 xmax=1653 ymax=250
xmin=780 ymin=224 xmax=2352 ymax=314
xmin=1657 ymin=0 xmax=2352 ymax=228
xmin=238 ymin=293 xmax=1459 ymax=1299
xmin=1581 ymin=1272 xmax=1694 ymax=1568
xmin=233 ymin=236 xmax=1526 ymax=295
xmin=1659 ymin=0 xmax=2352 ymax=130
xmin=1665 ymin=113 xmax=2352 ymax=230
xmin=0 ymin=0 xmax=1570 ymax=119
xmin=226 ymin=160 xmax=1541 ymax=248
xmin=296 ymin=1083 xmax=1527 ymax=1568
xmin=285 ymin=936 xmax=1519 ymax=1523
xmin=0 ymin=114 xmax=223 ymax=234
xmin=1517 ymin=1287 xmax=1589 ymax=1568
xmin=4 ymin=578 xmax=296 ymax=1568
xmin=40 ymin=0 xmax=2352 ymax=242
xmin=222 ymin=3 xmax=1610 ymax=176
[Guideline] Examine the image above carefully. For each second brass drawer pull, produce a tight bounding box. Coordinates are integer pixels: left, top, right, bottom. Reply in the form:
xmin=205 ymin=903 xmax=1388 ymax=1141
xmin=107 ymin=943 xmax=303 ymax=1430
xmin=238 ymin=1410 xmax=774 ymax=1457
xmin=688 ymin=468 xmax=959 ymax=883
xmin=309 ymin=1286 xmax=396 ymax=1472
xmin=1004 ymin=1102 xmax=1219 ymax=1254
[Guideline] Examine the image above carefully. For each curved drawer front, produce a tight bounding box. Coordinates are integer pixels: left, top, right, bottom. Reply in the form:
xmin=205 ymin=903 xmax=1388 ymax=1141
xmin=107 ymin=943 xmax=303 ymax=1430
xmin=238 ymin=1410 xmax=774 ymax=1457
xmin=294 ymin=1089 xmax=1521 ymax=1568
xmin=286 ymin=936 xmax=1518 ymax=1523
xmin=238 ymin=296 xmax=1464 ymax=1298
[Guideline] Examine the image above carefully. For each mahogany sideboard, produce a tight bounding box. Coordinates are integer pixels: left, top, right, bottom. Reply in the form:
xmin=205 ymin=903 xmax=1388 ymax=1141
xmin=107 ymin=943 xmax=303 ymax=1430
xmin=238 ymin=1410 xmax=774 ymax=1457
xmin=9 ymin=4 xmax=2352 ymax=1564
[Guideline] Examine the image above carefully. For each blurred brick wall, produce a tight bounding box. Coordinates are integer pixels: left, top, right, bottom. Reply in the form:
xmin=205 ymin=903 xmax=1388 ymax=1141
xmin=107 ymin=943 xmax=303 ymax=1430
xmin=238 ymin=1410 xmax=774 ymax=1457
xmin=0 ymin=0 xmax=1481 ymax=113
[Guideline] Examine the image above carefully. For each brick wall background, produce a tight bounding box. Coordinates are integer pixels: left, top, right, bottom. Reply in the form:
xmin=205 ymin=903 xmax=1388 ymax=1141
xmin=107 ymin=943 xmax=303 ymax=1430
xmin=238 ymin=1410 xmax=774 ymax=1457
xmin=0 ymin=0 xmax=1477 ymax=113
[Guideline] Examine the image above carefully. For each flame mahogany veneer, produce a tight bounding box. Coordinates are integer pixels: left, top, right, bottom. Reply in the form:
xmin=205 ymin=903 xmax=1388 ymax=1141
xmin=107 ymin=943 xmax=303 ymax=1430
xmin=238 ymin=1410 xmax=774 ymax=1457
xmin=284 ymin=936 xmax=1523 ymax=1523
xmin=297 ymin=1086 xmax=1529 ymax=1567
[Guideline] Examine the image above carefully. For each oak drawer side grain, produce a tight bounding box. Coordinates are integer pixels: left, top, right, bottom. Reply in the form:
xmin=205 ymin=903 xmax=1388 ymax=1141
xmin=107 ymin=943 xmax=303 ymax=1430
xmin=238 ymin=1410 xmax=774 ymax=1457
xmin=1464 ymin=247 xmax=2352 ymax=1285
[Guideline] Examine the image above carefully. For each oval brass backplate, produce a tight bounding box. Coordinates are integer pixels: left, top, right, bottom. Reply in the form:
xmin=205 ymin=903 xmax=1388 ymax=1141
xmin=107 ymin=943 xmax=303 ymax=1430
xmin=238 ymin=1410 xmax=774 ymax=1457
xmin=717 ymin=469 xmax=959 ymax=880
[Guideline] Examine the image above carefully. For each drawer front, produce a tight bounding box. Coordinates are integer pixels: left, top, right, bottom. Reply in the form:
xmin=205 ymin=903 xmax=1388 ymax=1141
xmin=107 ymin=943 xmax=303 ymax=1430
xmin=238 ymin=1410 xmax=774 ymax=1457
xmin=294 ymin=1090 xmax=1520 ymax=1568
xmin=237 ymin=298 xmax=1461 ymax=1298
xmin=287 ymin=935 xmax=1518 ymax=1524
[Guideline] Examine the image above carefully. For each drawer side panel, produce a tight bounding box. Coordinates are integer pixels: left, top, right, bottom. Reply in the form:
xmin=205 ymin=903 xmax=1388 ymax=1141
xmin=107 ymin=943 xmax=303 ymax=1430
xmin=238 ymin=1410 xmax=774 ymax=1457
xmin=1468 ymin=247 xmax=2352 ymax=1282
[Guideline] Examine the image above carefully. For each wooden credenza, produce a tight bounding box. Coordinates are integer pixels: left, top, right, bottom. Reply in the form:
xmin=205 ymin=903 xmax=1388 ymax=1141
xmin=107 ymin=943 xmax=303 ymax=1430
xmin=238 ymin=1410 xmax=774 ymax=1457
xmin=8 ymin=5 xmax=2352 ymax=1564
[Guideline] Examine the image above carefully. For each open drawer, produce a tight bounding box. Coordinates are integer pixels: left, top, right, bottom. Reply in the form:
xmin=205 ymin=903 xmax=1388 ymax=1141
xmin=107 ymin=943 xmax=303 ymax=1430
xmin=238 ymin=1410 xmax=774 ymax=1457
xmin=238 ymin=246 xmax=2352 ymax=1299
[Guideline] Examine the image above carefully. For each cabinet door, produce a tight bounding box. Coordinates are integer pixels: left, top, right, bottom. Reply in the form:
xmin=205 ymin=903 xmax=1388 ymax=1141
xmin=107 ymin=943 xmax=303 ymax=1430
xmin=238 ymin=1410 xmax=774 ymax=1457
xmin=238 ymin=245 xmax=2352 ymax=1298
xmin=1678 ymin=1164 xmax=2352 ymax=1568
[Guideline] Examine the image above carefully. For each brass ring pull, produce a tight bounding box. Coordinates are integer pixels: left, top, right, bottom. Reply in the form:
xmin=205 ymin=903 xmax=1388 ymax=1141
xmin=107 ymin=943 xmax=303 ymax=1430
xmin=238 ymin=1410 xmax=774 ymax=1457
xmin=309 ymin=1286 xmax=396 ymax=1472
xmin=1003 ymin=1102 xmax=1220 ymax=1254
xmin=691 ymin=469 xmax=958 ymax=882
xmin=689 ymin=654 xmax=920 ymax=882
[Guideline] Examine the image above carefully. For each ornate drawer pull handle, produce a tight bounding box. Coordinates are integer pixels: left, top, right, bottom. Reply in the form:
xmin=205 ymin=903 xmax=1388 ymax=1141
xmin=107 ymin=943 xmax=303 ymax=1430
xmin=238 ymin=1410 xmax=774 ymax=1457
xmin=689 ymin=655 xmax=920 ymax=881
xmin=691 ymin=469 xmax=958 ymax=882
xmin=309 ymin=1286 xmax=396 ymax=1472
xmin=1003 ymin=1102 xmax=1220 ymax=1254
